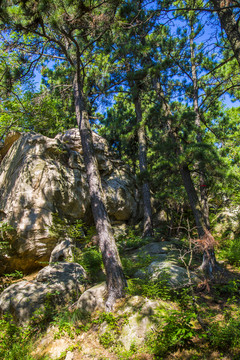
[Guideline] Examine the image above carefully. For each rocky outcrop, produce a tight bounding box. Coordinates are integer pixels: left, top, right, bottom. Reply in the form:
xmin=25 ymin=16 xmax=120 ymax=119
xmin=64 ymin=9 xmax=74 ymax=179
xmin=130 ymin=241 xmax=201 ymax=287
xmin=147 ymin=261 xmax=200 ymax=287
xmin=0 ymin=129 xmax=140 ymax=273
xmin=116 ymin=296 xmax=172 ymax=351
xmin=77 ymin=287 xmax=173 ymax=352
xmin=0 ymin=262 xmax=86 ymax=324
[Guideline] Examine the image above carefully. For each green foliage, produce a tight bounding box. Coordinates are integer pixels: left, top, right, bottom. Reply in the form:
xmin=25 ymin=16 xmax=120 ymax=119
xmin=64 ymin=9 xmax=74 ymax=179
xmin=114 ymin=342 xmax=139 ymax=360
xmin=78 ymin=247 xmax=103 ymax=280
xmin=93 ymin=312 xmax=118 ymax=328
xmin=29 ymin=291 xmax=60 ymax=329
xmin=212 ymin=280 xmax=240 ymax=302
xmin=49 ymin=213 xmax=102 ymax=280
xmin=118 ymin=228 xmax=148 ymax=253
xmin=0 ymin=222 xmax=15 ymax=255
xmin=127 ymin=277 xmax=172 ymax=301
xmin=52 ymin=309 xmax=91 ymax=339
xmin=223 ymin=238 xmax=240 ymax=266
xmin=49 ymin=213 xmax=86 ymax=242
xmin=0 ymin=316 xmax=42 ymax=360
xmin=4 ymin=270 xmax=23 ymax=279
xmin=209 ymin=310 xmax=240 ymax=354
xmin=147 ymin=308 xmax=198 ymax=357
xmin=94 ymin=312 xmax=128 ymax=349
xmin=99 ymin=331 xmax=115 ymax=348
xmin=56 ymin=344 xmax=81 ymax=360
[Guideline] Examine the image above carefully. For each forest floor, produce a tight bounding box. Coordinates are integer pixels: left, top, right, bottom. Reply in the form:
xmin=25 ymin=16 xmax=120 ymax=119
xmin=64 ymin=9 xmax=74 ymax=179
xmin=33 ymin=262 xmax=240 ymax=359
xmin=0 ymin=246 xmax=240 ymax=360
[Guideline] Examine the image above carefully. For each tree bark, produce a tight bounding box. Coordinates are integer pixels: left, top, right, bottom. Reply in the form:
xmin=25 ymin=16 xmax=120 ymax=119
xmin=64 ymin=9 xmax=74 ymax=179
xmin=179 ymin=165 xmax=205 ymax=238
xmin=190 ymin=20 xmax=210 ymax=229
xmin=211 ymin=0 xmax=240 ymax=67
xmin=133 ymin=96 xmax=154 ymax=238
xmin=73 ymin=75 xmax=127 ymax=310
xmin=154 ymin=79 xmax=218 ymax=276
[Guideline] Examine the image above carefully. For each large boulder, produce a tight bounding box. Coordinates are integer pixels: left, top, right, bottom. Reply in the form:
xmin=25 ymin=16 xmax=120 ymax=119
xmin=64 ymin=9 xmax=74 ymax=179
xmin=130 ymin=241 xmax=201 ymax=287
xmin=147 ymin=261 xmax=200 ymax=287
xmin=116 ymin=296 xmax=171 ymax=351
xmin=0 ymin=129 xmax=140 ymax=273
xmin=77 ymin=288 xmax=172 ymax=352
xmin=0 ymin=262 xmax=86 ymax=324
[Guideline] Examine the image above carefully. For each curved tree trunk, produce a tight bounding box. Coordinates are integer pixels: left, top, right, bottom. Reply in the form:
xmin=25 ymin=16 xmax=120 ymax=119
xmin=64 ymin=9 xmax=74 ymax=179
xmin=73 ymin=75 xmax=127 ymax=310
xmin=134 ymin=97 xmax=154 ymax=238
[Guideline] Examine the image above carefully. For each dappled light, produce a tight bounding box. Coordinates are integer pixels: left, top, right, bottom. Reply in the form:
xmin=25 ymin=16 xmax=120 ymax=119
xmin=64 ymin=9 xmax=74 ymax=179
xmin=1 ymin=0 xmax=240 ymax=358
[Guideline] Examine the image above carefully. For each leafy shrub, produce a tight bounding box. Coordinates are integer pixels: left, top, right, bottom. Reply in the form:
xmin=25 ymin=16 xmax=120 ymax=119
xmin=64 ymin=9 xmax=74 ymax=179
xmin=0 ymin=221 xmax=15 ymax=255
xmin=127 ymin=277 xmax=173 ymax=301
xmin=209 ymin=310 xmax=240 ymax=353
xmin=0 ymin=316 xmax=39 ymax=360
xmin=49 ymin=214 xmax=102 ymax=278
xmin=212 ymin=280 xmax=240 ymax=302
xmin=225 ymin=237 xmax=240 ymax=266
xmin=147 ymin=309 xmax=198 ymax=357
xmin=49 ymin=214 xmax=86 ymax=242
xmin=118 ymin=228 xmax=148 ymax=253
xmin=93 ymin=312 xmax=128 ymax=350
xmin=78 ymin=247 xmax=103 ymax=280
xmin=99 ymin=331 xmax=116 ymax=348
xmin=121 ymin=253 xmax=152 ymax=279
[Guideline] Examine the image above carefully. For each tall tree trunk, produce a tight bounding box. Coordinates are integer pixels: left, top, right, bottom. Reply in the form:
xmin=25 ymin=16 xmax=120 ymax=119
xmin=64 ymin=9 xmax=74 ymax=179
xmin=73 ymin=75 xmax=127 ymax=310
xmin=133 ymin=96 xmax=154 ymax=238
xmin=154 ymin=79 xmax=218 ymax=277
xmin=179 ymin=165 xmax=205 ymax=238
xmin=190 ymin=20 xmax=210 ymax=229
xmin=211 ymin=0 xmax=240 ymax=67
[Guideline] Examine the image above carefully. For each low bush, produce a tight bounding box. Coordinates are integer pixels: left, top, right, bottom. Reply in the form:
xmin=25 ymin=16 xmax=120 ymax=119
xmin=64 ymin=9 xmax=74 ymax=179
xmin=147 ymin=308 xmax=198 ymax=357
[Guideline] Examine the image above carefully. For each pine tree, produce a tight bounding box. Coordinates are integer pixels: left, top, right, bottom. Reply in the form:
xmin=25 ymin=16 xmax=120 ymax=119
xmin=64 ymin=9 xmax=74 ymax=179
xmin=0 ymin=0 xmax=127 ymax=309
xmin=210 ymin=0 xmax=240 ymax=67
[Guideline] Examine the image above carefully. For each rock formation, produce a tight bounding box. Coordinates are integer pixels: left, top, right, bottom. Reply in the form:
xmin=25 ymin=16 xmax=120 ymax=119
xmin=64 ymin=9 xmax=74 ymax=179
xmin=0 ymin=129 xmax=140 ymax=274
xmin=0 ymin=262 xmax=86 ymax=324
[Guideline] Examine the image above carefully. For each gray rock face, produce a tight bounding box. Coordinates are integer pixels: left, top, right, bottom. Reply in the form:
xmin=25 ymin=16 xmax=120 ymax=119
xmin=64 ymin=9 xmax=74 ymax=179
xmin=117 ymin=296 xmax=171 ymax=351
xmin=147 ymin=261 xmax=200 ymax=287
xmin=136 ymin=241 xmax=179 ymax=256
xmin=77 ymin=282 xmax=107 ymax=313
xmin=49 ymin=238 xmax=74 ymax=264
xmin=76 ymin=284 xmax=173 ymax=351
xmin=131 ymin=241 xmax=201 ymax=287
xmin=0 ymin=129 xmax=140 ymax=273
xmin=0 ymin=262 xmax=86 ymax=324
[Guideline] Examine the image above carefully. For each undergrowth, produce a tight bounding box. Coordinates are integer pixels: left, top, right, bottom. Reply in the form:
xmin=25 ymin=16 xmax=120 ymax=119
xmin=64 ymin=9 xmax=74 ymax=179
xmin=0 ymin=316 xmax=48 ymax=360
xmin=1 ymin=225 xmax=240 ymax=360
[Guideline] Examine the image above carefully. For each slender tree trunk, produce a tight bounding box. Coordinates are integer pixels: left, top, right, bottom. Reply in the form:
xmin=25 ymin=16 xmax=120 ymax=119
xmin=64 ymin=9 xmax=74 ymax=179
xmin=154 ymin=79 xmax=218 ymax=276
xmin=133 ymin=96 xmax=154 ymax=238
xmin=179 ymin=165 xmax=205 ymax=238
xmin=211 ymin=0 xmax=240 ymax=67
xmin=154 ymin=80 xmax=205 ymax=236
xmin=190 ymin=21 xmax=210 ymax=229
xmin=73 ymin=75 xmax=127 ymax=310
